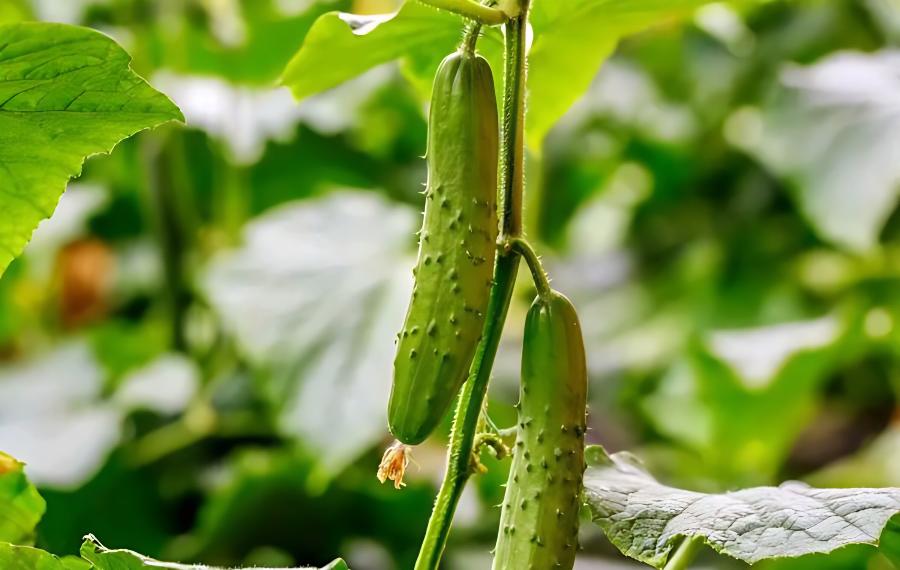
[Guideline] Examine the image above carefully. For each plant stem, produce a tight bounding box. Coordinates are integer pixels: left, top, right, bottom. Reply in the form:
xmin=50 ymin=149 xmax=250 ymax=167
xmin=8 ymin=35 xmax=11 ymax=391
xmin=499 ymin=7 xmax=528 ymax=238
xmin=461 ymin=21 xmax=482 ymax=55
xmin=143 ymin=132 xmax=194 ymax=352
xmin=510 ymin=238 xmax=551 ymax=298
xmin=664 ymin=536 xmax=703 ymax=570
xmin=413 ymin=4 xmax=530 ymax=569
xmin=418 ymin=0 xmax=508 ymax=25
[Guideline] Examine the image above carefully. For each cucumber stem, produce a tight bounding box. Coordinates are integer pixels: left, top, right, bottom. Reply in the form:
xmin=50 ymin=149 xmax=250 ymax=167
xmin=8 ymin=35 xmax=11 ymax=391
xmin=664 ymin=536 xmax=703 ymax=570
xmin=510 ymin=238 xmax=552 ymax=299
xmin=417 ymin=0 xmax=508 ymax=25
xmin=413 ymin=4 xmax=530 ymax=569
xmin=461 ymin=20 xmax=482 ymax=55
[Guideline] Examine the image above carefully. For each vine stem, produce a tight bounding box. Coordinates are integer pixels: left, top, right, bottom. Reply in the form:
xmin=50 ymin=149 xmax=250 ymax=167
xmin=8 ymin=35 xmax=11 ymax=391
xmin=417 ymin=0 xmax=508 ymax=25
xmin=663 ymin=536 xmax=703 ymax=570
xmin=413 ymin=3 xmax=530 ymax=569
xmin=510 ymin=238 xmax=551 ymax=298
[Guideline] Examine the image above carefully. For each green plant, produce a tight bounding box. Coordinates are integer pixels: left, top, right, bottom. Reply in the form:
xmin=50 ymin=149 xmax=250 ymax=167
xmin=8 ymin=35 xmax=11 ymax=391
xmin=388 ymin=36 xmax=500 ymax=446
xmin=2 ymin=1 xmax=900 ymax=570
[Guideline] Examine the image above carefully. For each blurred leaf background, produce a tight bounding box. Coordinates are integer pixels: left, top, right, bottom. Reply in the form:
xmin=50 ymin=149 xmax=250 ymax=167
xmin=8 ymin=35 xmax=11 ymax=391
xmin=1 ymin=0 xmax=899 ymax=568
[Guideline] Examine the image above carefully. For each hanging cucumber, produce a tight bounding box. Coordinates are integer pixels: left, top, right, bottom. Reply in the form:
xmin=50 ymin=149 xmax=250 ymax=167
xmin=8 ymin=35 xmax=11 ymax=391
xmin=492 ymin=290 xmax=588 ymax=570
xmin=388 ymin=45 xmax=500 ymax=445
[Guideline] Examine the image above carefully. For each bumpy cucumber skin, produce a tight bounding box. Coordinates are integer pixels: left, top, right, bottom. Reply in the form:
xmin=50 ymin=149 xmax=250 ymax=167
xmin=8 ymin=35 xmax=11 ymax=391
xmin=493 ymin=291 xmax=588 ymax=570
xmin=388 ymin=50 xmax=499 ymax=445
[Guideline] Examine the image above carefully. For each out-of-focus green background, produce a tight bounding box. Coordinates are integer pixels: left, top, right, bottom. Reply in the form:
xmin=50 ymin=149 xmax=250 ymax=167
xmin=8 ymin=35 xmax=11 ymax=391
xmin=1 ymin=0 xmax=899 ymax=568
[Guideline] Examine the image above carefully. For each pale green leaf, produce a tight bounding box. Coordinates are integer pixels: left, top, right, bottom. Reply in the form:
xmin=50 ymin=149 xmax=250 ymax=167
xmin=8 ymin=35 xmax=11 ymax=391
xmin=0 ymin=22 xmax=183 ymax=276
xmin=280 ymin=2 xmax=462 ymax=100
xmin=584 ymin=446 xmax=900 ymax=568
xmin=281 ymin=0 xmax=717 ymax=148
xmin=202 ymin=192 xmax=415 ymax=475
xmin=0 ymin=452 xmax=45 ymax=546
xmin=0 ymin=542 xmax=73 ymax=570
xmin=642 ymin=316 xmax=847 ymax=482
xmin=526 ymin=0 xmax=716 ymax=148
xmin=741 ymin=50 xmax=900 ymax=251
xmin=80 ymin=535 xmax=349 ymax=569
xmin=0 ymin=342 xmax=121 ymax=489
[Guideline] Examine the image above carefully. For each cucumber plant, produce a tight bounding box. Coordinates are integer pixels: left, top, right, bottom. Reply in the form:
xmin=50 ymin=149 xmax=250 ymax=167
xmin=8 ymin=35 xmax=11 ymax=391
xmin=373 ymin=3 xmax=900 ymax=570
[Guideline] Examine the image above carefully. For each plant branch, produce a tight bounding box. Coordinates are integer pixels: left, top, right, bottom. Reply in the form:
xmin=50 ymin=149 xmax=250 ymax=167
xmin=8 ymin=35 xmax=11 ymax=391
xmin=664 ymin=536 xmax=703 ymax=570
xmin=413 ymin=5 xmax=530 ymax=569
xmin=509 ymin=237 xmax=551 ymax=298
xmin=417 ymin=0 xmax=508 ymax=25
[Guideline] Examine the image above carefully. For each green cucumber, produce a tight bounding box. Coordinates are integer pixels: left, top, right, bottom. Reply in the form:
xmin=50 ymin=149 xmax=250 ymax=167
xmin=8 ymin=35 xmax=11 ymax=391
xmin=492 ymin=291 xmax=588 ymax=570
xmin=388 ymin=46 xmax=500 ymax=445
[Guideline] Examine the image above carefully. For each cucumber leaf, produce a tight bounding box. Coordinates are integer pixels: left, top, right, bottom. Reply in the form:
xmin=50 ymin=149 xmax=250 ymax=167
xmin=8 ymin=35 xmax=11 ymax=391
xmin=0 ymin=542 xmax=84 ymax=570
xmin=583 ymin=446 xmax=900 ymax=568
xmin=202 ymin=192 xmax=415 ymax=476
xmin=0 ymin=22 xmax=183 ymax=277
xmin=280 ymin=0 xmax=719 ymax=147
xmin=739 ymin=50 xmax=900 ymax=251
xmin=80 ymin=535 xmax=349 ymax=569
xmin=642 ymin=315 xmax=848 ymax=484
xmin=0 ymin=342 xmax=120 ymax=489
xmin=0 ymin=452 xmax=45 ymax=545
xmin=280 ymin=2 xmax=461 ymax=101
xmin=525 ymin=0 xmax=716 ymax=148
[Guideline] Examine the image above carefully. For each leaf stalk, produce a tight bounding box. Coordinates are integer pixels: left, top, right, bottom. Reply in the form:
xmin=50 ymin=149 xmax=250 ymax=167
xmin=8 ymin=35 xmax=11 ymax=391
xmin=417 ymin=0 xmax=508 ymax=25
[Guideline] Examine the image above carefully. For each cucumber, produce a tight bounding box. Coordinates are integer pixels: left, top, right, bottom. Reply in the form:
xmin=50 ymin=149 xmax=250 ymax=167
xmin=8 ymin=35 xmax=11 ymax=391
xmin=388 ymin=47 xmax=500 ymax=445
xmin=492 ymin=291 xmax=588 ymax=570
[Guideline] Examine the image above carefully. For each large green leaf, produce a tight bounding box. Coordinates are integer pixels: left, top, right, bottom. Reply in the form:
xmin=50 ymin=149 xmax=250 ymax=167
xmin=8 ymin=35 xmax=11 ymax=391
xmin=80 ymin=536 xmax=349 ymax=570
xmin=584 ymin=446 xmax=900 ymax=568
xmin=280 ymin=0 xmax=716 ymax=147
xmin=0 ymin=342 xmax=120 ymax=489
xmin=0 ymin=542 xmax=85 ymax=570
xmin=740 ymin=50 xmax=900 ymax=251
xmin=280 ymin=2 xmax=461 ymax=101
xmin=202 ymin=192 xmax=415 ymax=475
xmin=0 ymin=452 xmax=45 ymax=545
xmin=0 ymin=22 xmax=183 ymax=276
xmin=526 ymin=0 xmax=715 ymax=148
xmin=642 ymin=315 xmax=848 ymax=483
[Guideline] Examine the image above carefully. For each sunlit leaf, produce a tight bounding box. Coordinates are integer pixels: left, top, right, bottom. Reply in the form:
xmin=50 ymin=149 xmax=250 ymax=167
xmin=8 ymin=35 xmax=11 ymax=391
xmin=0 ymin=22 xmax=183 ymax=276
xmin=80 ymin=535 xmax=349 ymax=569
xmin=741 ymin=50 xmax=900 ymax=251
xmin=282 ymin=0 xmax=716 ymax=147
xmin=202 ymin=192 xmax=415 ymax=475
xmin=280 ymin=2 xmax=461 ymax=101
xmin=0 ymin=542 xmax=76 ymax=570
xmin=642 ymin=316 xmax=848 ymax=483
xmin=0 ymin=343 xmax=121 ymax=489
xmin=584 ymin=446 xmax=900 ymax=568
xmin=0 ymin=451 xmax=45 ymax=545
xmin=526 ymin=0 xmax=716 ymax=148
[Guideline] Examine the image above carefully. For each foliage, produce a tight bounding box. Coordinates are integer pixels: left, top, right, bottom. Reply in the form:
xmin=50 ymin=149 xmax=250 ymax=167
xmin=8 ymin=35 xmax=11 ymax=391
xmin=0 ymin=0 xmax=898 ymax=568
xmin=583 ymin=446 xmax=900 ymax=568
xmin=0 ymin=22 xmax=182 ymax=276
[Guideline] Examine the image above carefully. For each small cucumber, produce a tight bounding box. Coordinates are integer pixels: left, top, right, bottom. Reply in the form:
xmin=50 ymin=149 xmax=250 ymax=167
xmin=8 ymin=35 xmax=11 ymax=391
xmin=388 ymin=47 xmax=500 ymax=445
xmin=492 ymin=291 xmax=588 ymax=570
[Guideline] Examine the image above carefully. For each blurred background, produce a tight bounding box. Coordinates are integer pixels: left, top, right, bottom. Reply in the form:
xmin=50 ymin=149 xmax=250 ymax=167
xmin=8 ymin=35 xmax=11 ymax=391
xmin=1 ymin=0 xmax=899 ymax=568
